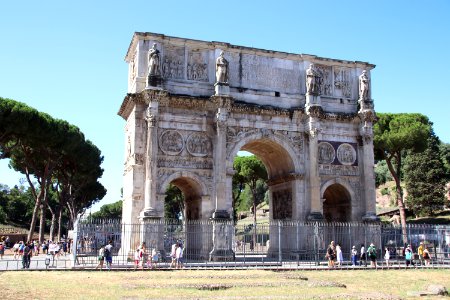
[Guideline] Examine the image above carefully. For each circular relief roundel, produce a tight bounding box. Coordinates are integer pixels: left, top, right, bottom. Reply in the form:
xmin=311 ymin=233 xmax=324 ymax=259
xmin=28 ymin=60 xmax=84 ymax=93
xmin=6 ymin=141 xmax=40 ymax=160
xmin=159 ymin=130 xmax=184 ymax=155
xmin=186 ymin=132 xmax=211 ymax=157
xmin=318 ymin=142 xmax=335 ymax=164
xmin=336 ymin=143 xmax=356 ymax=165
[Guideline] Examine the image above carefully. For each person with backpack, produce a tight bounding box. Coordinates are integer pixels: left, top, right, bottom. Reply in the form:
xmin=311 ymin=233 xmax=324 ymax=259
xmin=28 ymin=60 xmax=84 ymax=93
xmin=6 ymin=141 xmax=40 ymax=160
xmin=325 ymin=241 xmax=336 ymax=268
xmin=104 ymin=240 xmax=113 ymax=270
xmin=22 ymin=242 xmax=32 ymax=269
xmin=404 ymin=244 xmax=415 ymax=268
xmin=367 ymin=243 xmax=377 ymax=269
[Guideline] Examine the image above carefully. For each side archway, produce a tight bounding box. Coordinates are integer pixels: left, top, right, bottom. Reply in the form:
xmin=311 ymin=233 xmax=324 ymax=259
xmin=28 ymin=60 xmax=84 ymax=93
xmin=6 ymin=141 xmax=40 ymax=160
xmin=320 ymin=179 xmax=354 ymax=222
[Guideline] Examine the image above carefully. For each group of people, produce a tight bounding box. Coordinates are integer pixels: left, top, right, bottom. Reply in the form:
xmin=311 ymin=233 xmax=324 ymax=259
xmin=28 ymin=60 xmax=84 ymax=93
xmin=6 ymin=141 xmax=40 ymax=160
xmin=133 ymin=242 xmax=160 ymax=270
xmin=326 ymin=241 xmax=433 ymax=269
xmin=95 ymin=240 xmax=114 ymax=271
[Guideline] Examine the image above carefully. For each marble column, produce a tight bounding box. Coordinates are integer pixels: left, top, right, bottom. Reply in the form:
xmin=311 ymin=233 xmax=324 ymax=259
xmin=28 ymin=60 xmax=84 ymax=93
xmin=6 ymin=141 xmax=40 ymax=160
xmin=360 ymin=123 xmax=378 ymax=221
xmin=140 ymin=100 xmax=159 ymax=219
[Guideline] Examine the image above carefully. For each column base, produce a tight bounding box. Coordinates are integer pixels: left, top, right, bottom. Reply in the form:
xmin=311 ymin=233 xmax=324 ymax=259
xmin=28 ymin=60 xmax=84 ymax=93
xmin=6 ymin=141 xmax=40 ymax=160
xmin=211 ymin=210 xmax=230 ymax=220
xmin=209 ymin=249 xmax=235 ymax=262
xmin=362 ymin=213 xmax=380 ymax=223
xmin=307 ymin=212 xmax=324 ymax=221
xmin=139 ymin=207 xmax=159 ymax=221
xmin=214 ymin=82 xmax=230 ymax=96
xmin=306 ymin=93 xmax=321 ymax=107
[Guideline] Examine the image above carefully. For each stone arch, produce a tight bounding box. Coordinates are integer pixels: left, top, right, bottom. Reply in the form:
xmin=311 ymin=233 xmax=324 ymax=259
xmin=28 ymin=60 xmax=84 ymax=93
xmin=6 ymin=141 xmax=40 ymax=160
xmin=320 ymin=178 xmax=354 ymax=222
xmin=159 ymin=171 xmax=209 ymax=221
xmin=227 ymin=132 xmax=301 ymax=178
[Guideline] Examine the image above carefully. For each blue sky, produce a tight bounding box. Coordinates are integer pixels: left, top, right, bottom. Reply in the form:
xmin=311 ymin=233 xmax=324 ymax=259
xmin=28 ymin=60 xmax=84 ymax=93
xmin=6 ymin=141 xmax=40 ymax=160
xmin=1 ymin=0 xmax=449 ymax=210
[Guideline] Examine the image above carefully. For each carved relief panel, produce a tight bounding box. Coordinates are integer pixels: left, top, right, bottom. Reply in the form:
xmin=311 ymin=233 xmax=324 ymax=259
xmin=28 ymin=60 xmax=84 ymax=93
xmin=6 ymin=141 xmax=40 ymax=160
xmin=162 ymin=46 xmax=185 ymax=79
xmin=159 ymin=130 xmax=184 ymax=155
xmin=315 ymin=65 xmax=332 ymax=96
xmin=186 ymin=132 xmax=212 ymax=157
xmin=272 ymin=189 xmax=292 ymax=220
xmin=318 ymin=142 xmax=335 ymax=164
xmin=187 ymin=50 xmax=208 ymax=82
xmin=333 ymin=67 xmax=352 ymax=98
xmin=336 ymin=143 xmax=357 ymax=165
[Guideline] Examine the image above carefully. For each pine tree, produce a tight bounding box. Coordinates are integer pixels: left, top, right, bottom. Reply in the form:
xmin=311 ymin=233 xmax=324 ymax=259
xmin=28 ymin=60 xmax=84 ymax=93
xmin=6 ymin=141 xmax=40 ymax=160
xmin=404 ymin=134 xmax=447 ymax=217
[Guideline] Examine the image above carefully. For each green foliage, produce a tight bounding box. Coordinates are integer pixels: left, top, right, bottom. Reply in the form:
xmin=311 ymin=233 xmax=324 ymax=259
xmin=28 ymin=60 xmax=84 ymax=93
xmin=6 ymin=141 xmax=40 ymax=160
xmin=164 ymin=184 xmax=184 ymax=220
xmin=91 ymin=200 xmax=123 ymax=219
xmin=232 ymin=156 xmax=268 ymax=218
xmin=0 ymin=184 xmax=34 ymax=226
xmin=374 ymin=160 xmax=392 ymax=187
xmin=439 ymin=143 xmax=450 ymax=177
xmin=404 ymin=134 xmax=447 ymax=216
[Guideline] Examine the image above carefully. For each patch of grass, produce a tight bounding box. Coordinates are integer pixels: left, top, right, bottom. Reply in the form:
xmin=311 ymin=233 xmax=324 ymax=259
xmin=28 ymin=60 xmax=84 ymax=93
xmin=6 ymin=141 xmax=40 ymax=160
xmin=0 ymin=269 xmax=448 ymax=299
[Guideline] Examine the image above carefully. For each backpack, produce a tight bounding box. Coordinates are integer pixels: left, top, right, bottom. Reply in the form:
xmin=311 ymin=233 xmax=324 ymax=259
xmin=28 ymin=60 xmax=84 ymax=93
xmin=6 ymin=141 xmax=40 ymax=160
xmin=104 ymin=247 xmax=111 ymax=257
xmin=368 ymin=247 xmax=376 ymax=258
xmin=0 ymin=244 xmax=4 ymax=251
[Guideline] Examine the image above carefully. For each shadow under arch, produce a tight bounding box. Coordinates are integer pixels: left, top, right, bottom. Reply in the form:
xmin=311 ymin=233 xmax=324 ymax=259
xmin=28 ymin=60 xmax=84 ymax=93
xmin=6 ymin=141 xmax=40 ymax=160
xmin=320 ymin=178 xmax=354 ymax=222
xmin=159 ymin=171 xmax=209 ymax=221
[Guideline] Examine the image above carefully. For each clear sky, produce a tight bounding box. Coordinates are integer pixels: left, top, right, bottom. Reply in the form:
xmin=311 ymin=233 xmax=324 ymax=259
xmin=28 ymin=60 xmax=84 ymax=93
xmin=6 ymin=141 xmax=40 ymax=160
xmin=1 ymin=0 xmax=449 ymax=211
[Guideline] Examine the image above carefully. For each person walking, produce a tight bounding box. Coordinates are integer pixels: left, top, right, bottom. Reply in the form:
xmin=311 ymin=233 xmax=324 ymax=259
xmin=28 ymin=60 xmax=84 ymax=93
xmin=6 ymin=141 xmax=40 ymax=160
xmin=404 ymin=244 xmax=415 ymax=268
xmin=423 ymin=247 xmax=431 ymax=266
xmin=359 ymin=244 xmax=366 ymax=267
xmin=351 ymin=246 xmax=358 ymax=266
xmin=326 ymin=241 xmax=336 ymax=268
xmin=336 ymin=243 xmax=343 ymax=267
xmin=95 ymin=245 xmax=105 ymax=271
xmin=367 ymin=243 xmax=377 ymax=269
xmin=22 ymin=242 xmax=32 ymax=269
xmin=176 ymin=243 xmax=184 ymax=269
xmin=170 ymin=242 xmax=178 ymax=268
xmin=384 ymin=247 xmax=390 ymax=269
xmin=0 ymin=242 xmax=4 ymax=259
xmin=104 ymin=240 xmax=113 ymax=270
xmin=133 ymin=248 xmax=142 ymax=270
xmin=417 ymin=242 xmax=424 ymax=266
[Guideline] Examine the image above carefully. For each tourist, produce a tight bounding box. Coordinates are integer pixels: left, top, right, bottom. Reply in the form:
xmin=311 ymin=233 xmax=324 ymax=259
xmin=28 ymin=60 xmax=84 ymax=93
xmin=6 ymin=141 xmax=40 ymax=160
xmin=5 ymin=236 xmax=10 ymax=248
xmin=133 ymin=248 xmax=142 ymax=270
xmin=326 ymin=241 xmax=336 ymax=268
xmin=12 ymin=241 xmax=20 ymax=259
xmin=351 ymin=245 xmax=358 ymax=266
xmin=359 ymin=244 xmax=366 ymax=267
xmin=417 ymin=242 xmax=424 ymax=266
xmin=367 ymin=243 xmax=377 ymax=269
xmin=95 ymin=245 xmax=105 ymax=271
xmin=384 ymin=247 xmax=390 ymax=269
xmin=0 ymin=242 xmax=4 ymax=259
xmin=22 ymin=242 xmax=32 ymax=269
xmin=104 ymin=240 xmax=113 ymax=270
xmin=176 ymin=243 xmax=184 ymax=269
xmin=423 ymin=248 xmax=431 ymax=266
xmin=151 ymin=248 xmax=159 ymax=269
xmin=170 ymin=242 xmax=178 ymax=268
xmin=336 ymin=243 xmax=343 ymax=267
xmin=404 ymin=244 xmax=415 ymax=268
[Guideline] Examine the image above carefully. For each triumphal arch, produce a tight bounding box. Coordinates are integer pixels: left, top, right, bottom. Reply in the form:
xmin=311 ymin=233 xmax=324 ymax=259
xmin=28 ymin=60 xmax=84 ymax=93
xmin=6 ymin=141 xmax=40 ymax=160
xmin=118 ymin=32 xmax=377 ymax=260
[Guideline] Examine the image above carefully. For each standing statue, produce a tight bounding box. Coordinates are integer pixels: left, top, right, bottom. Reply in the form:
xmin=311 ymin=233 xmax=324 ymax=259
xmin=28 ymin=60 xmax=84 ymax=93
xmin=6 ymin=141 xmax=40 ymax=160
xmin=359 ymin=70 xmax=370 ymax=100
xmin=215 ymin=51 xmax=229 ymax=84
xmin=306 ymin=64 xmax=322 ymax=95
xmin=148 ymin=43 xmax=161 ymax=77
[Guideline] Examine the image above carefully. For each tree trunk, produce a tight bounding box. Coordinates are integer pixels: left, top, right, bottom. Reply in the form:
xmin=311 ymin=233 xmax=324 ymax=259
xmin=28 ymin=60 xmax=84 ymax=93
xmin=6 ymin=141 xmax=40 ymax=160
xmin=28 ymin=201 xmax=40 ymax=242
xmin=57 ymin=206 xmax=63 ymax=241
xmin=385 ymin=153 xmax=407 ymax=244
xmin=38 ymin=183 xmax=49 ymax=243
xmin=252 ymin=189 xmax=257 ymax=251
xmin=49 ymin=209 xmax=56 ymax=242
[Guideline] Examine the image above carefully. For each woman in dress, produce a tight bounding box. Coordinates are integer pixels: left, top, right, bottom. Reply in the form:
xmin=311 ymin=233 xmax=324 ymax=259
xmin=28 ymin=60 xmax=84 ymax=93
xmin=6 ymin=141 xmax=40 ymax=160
xmin=336 ymin=243 xmax=343 ymax=267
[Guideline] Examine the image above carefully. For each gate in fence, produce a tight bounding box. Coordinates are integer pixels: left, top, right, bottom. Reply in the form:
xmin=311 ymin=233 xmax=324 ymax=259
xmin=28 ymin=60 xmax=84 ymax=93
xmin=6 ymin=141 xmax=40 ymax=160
xmin=73 ymin=219 xmax=450 ymax=266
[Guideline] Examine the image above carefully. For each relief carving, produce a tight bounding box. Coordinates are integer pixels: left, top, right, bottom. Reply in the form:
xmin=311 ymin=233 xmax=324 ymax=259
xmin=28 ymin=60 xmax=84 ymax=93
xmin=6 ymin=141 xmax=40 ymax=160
xmin=319 ymin=165 xmax=359 ymax=176
xmin=316 ymin=65 xmax=332 ymax=96
xmin=162 ymin=46 xmax=185 ymax=79
xmin=159 ymin=130 xmax=184 ymax=155
xmin=318 ymin=142 xmax=335 ymax=164
xmin=186 ymin=132 xmax=212 ymax=157
xmin=272 ymin=189 xmax=292 ymax=220
xmin=334 ymin=67 xmax=352 ymax=98
xmin=157 ymin=156 xmax=213 ymax=169
xmin=336 ymin=143 xmax=356 ymax=165
xmin=226 ymin=127 xmax=258 ymax=158
xmin=187 ymin=50 xmax=208 ymax=81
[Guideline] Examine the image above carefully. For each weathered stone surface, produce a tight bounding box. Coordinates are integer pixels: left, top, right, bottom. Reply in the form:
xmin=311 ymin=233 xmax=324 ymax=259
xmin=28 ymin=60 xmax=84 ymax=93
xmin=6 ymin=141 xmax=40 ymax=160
xmin=120 ymin=32 xmax=378 ymax=258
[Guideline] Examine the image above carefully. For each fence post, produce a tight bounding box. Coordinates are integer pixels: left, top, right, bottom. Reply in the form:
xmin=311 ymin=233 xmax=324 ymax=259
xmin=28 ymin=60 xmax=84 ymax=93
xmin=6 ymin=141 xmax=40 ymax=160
xmin=278 ymin=220 xmax=282 ymax=263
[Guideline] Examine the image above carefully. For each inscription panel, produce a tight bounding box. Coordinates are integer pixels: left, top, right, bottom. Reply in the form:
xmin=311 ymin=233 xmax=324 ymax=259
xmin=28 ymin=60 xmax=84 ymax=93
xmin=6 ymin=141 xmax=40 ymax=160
xmin=241 ymin=54 xmax=302 ymax=93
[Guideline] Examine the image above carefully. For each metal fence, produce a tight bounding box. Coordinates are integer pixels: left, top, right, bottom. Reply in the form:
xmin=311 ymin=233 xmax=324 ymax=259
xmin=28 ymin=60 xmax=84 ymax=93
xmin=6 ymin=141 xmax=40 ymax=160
xmin=1 ymin=220 xmax=450 ymax=270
